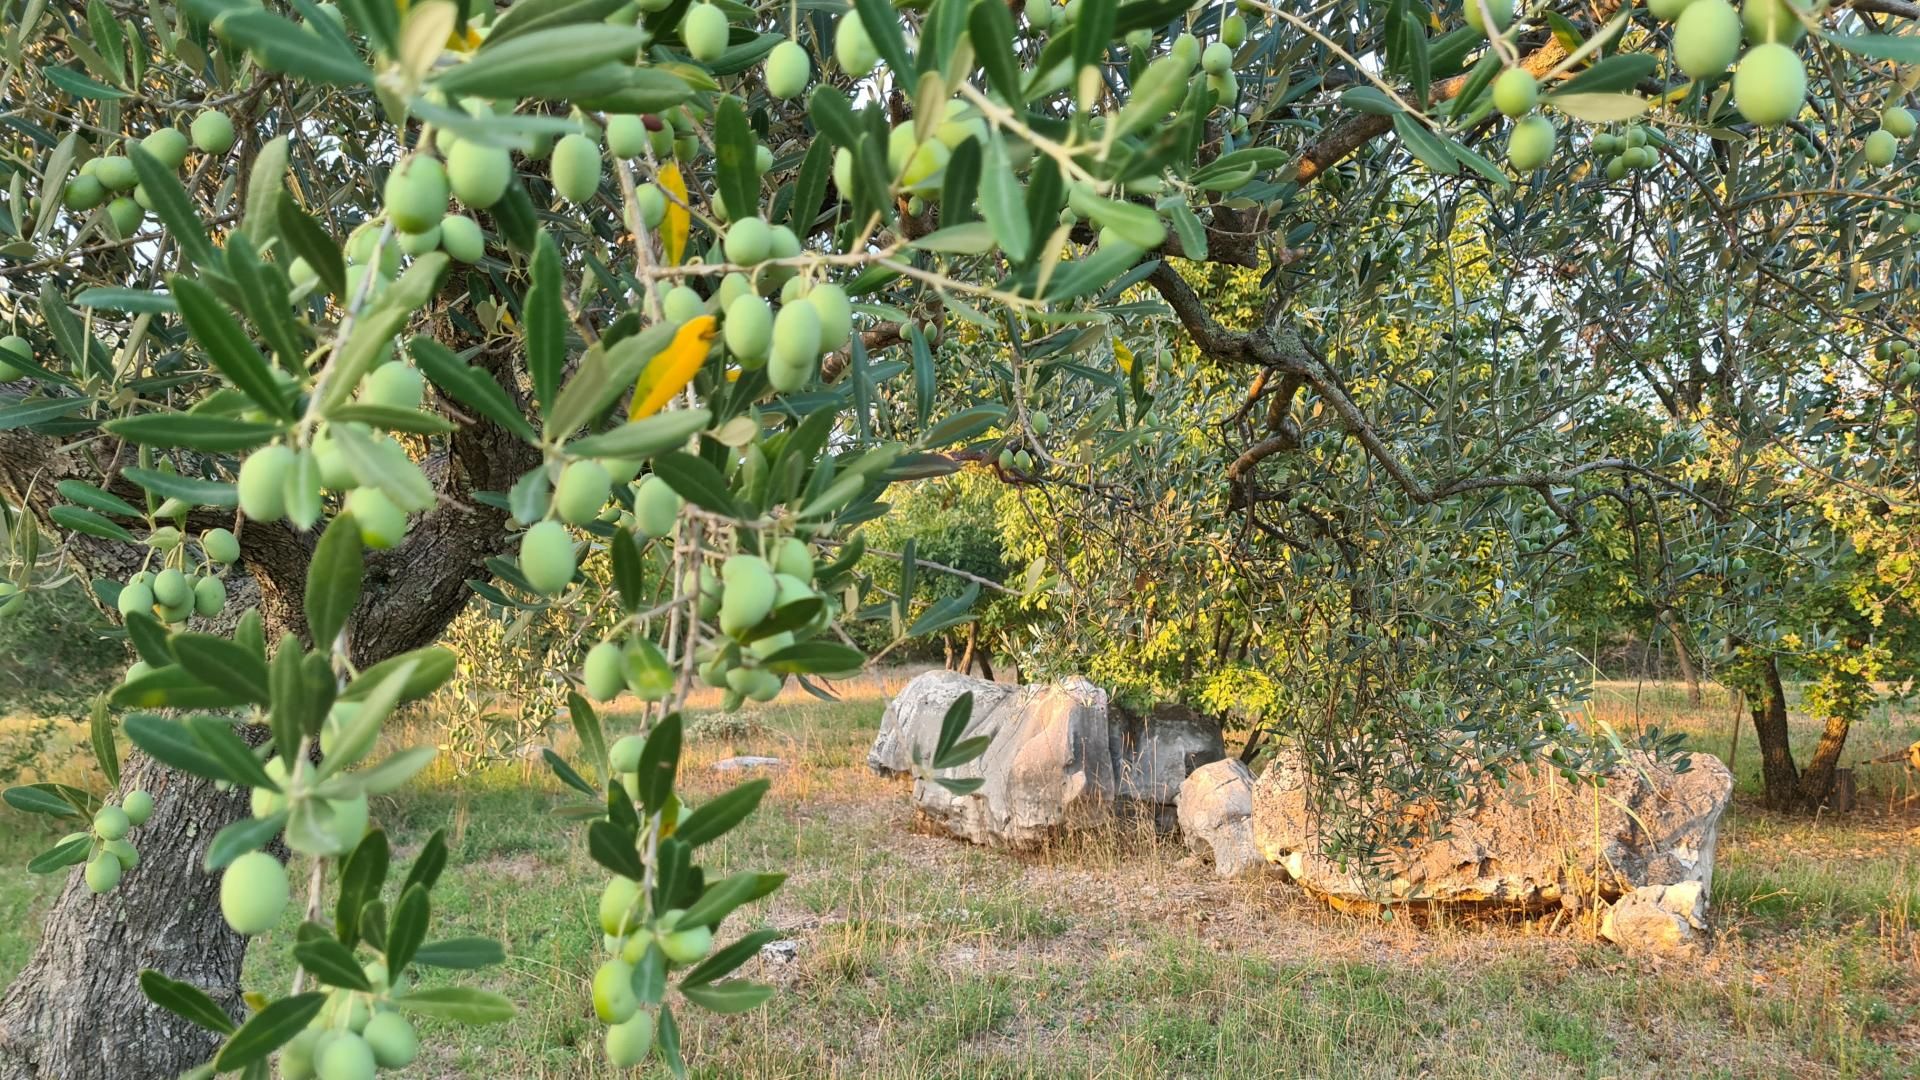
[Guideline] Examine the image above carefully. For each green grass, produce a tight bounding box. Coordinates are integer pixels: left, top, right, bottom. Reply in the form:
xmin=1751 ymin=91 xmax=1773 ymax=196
xmin=2 ymin=676 xmax=1917 ymax=1077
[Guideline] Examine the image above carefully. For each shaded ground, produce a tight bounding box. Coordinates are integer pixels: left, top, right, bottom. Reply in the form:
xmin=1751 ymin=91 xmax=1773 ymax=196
xmin=1 ymin=674 xmax=1915 ymax=1077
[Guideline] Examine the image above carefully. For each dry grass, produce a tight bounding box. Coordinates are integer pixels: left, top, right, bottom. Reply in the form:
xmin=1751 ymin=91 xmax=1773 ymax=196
xmin=2 ymin=675 xmax=1917 ymax=1077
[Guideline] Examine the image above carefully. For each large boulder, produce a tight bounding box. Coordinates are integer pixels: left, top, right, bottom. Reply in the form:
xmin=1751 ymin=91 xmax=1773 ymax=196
xmin=870 ymin=671 xmax=1223 ymax=848
xmin=1250 ymin=749 xmax=1733 ymax=912
xmin=1176 ymin=758 xmax=1267 ymax=878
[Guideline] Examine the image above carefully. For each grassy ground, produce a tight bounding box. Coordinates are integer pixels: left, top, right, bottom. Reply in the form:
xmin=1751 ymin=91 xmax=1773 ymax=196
xmin=2 ymin=674 xmax=1917 ymax=1078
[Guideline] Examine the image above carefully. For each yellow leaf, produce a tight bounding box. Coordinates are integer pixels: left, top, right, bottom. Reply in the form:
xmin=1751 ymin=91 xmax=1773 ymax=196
xmin=629 ymin=315 xmax=719 ymax=421
xmin=658 ymin=162 xmax=690 ymax=267
xmin=1113 ymin=338 xmax=1134 ymax=374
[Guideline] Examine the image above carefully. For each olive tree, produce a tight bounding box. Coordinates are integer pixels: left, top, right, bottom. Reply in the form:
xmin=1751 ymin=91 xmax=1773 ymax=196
xmin=1 ymin=0 xmax=1917 ymax=1076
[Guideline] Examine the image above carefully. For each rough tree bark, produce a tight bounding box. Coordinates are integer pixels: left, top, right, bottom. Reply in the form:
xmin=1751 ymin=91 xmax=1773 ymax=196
xmin=1746 ymin=654 xmax=1801 ymax=811
xmin=0 ymin=339 xmax=538 ymax=1078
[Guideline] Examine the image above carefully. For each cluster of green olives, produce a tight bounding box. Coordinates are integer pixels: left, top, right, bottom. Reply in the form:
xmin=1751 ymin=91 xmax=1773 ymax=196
xmin=274 ymin=959 xmax=420 ymax=1079
xmin=57 ymin=110 xmax=234 ymax=239
xmin=74 ymin=790 xmax=155 ymax=895
xmin=115 ymin=527 xmax=239 ymax=645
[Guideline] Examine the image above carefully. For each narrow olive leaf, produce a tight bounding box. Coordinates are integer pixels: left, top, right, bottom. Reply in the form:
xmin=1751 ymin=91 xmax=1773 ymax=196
xmin=210 ymin=9 xmax=375 ymax=86
xmin=172 ymin=633 xmax=271 ymax=705
xmin=103 ymin=414 xmax=283 ymax=452
xmin=187 ymin=716 xmax=278 ymax=788
xmin=325 ymin=403 xmax=458 ymax=434
xmin=305 ymin=513 xmax=364 ymax=649
xmin=28 ymin=835 xmax=93 ymax=874
xmin=542 ymin=748 xmax=597 ymax=795
xmin=139 ymin=970 xmax=238 ymax=1034
xmin=429 ymin=23 xmax=649 ymax=96
xmin=48 ymin=506 xmax=138 ymax=543
xmin=712 ymin=95 xmax=759 ymax=220
xmin=30 ymin=130 xmax=80 ymax=241
xmin=121 ymin=714 xmax=237 ymax=783
xmin=0 ymin=399 xmax=87 ymax=431
xmin=393 ymin=987 xmax=514 ymax=1024
xmin=40 ymin=282 xmax=113 ymax=379
xmin=275 ymin=193 xmax=347 ymax=299
xmin=203 ymin=812 xmax=287 ymax=871
xmin=129 ymin=147 xmax=216 ymax=270
xmin=679 ymin=929 xmax=781 ymax=988
xmin=783 ymin=138 xmax=831 ymax=232
xmin=909 ymin=581 xmax=981 ymax=637
xmin=671 ymin=779 xmax=769 ymax=849
xmin=934 ymin=690 xmax=974 ymax=762
xmin=112 ymin=665 xmax=252 ymax=710
xmin=45 ymin=65 xmax=127 ymax=99
xmin=979 ymin=133 xmax=1029 ymax=264
xmin=386 ymin=883 xmax=430 ymax=975
xmin=74 ymin=287 xmax=176 ymax=314
xmin=412 ymin=937 xmax=507 ymax=969
xmin=293 ymin=937 xmax=374 ymax=991
xmin=634 ymin=712 xmax=682 ymax=815
xmin=211 ymin=991 xmax=327 ymax=1070
xmin=564 ymin=407 xmax=711 ymax=458
xmin=3 ymin=786 xmax=80 ymax=817
xmin=403 ymin=829 xmax=448 ymax=893
xmin=648 ymin=450 xmax=742 ymax=518
xmin=123 ymin=467 xmax=239 ymax=507
xmin=680 ymin=979 xmax=774 ymax=1014
xmin=408 ymin=337 xmax=537 ymax=441
xmin=222 ymin=235 xmax=307 ymax=374
xmin=566 ymin=690 xmax=608 ymax=782
xmin=488 ymin=0 xmax=630 ymax=46
xmin=171 ymin=276 xmax=291 ymax=417
xmin=587 ymin=819 xmax=647 ymax=880
xmin=337 ymin=646 xmax=457 ymax=704
xmin=852 ymin=0 xmax=911 ymax=75
xmin=968 ymin=0 xmax=1021 ymax=103
xmin=352 ymin=746 xmax=437 ymax=794
xmin=89 ymin=704 xmax=119 ymax=789
xmin=336 ymin=828 xmax=390 ymax=946
xmin=56 ymin=479 xmax=140 ymax=518
xmin=244 ymin=134 xmax=290 ymax=248
xmin=525 ymin=231 xmax=566 ymax=417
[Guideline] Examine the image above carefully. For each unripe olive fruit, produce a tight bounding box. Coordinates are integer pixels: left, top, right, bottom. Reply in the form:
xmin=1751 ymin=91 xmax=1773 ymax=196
xmin=520 ymin=520 xmax=577 ymax=595
xmin=553 ymin=460 xmax=609 ymax=526
xmin=384 ymin=156 xmax=448 ymax=235
xmin=139 ymin=127 xmax=190 ymax=170
xmin=95 ymin=155 xmax=137 ymax=191
xmin=1883 ymin=105 xmax=1917 ymax=139
xmin=361 ymin=362 xmax=425 ymax=411
xmin=280 ymin=1029 xmax=321 ymax=1080
xmin=805 ymin=282 xmax=852 ymax=352
xmin=345 ymin=487 xmax=407 ymax=550
xmin=609 ymin=734 xmax=647 ymax=775
xmin=1492 ymin=69 xmax=1538 ymax=117
xmin=1742 ymin=0 xmax=1806 ymax=44
xmin=600 ymin=875 xmax=642 ymax=935
xmin=724 ymin=216 xmax=772 ymax=264
xmin=724 ymin=294 xmax=774 ymax=365
xmin=220 ymin=851 xmax=290 ymax=935
xmin=63 ymin=175 xmax=106 ymax=212
xmin=1673 ymin=0 xmax=1742 ymax=79
xmin=682 ymin=3 xmax=729 ymax=62
xmin=117 ymin=581 xmax=154 ymax=620
xmin=1201 ymin=42 xmax=1232 ymax=76
xmin=605 ymin=1010 xmax=656 ymax=1067
xmin=362 ymin=1012 xmax=418 ymax=1068
xmin=201 ymin=527 xmax=241 ymax=564
xmin=550 ymin=133 xmax=602 ymax=203
xmin=767 ymin=301 xmax=821 ymax=393
xmin=1650 ymin=0 xmax=1697 ymax=18
xmin=152 ymin=568 xmax=191 ymax=609
xmin=86 ymin=851 xmax=122 ymax=893
xmin=1865 ymin=128 xmax=1898 ymax=167
xmin=252 ymin=757 xmax=291 ymax=818
xmin=633 ymin=474 xmax=684 ymax=539
xmin=1464 ymin=0 xmax=1513 ymax=35
xmin=1733 ymin=42 xmax=1806 ymax=126
xmin=122 ymin=789 xmax=155 ymax=825
xmin=191 ymin=110 xmax=236 ymax=154
xmin=1221 ymin=13 xmax=1247 ymax=47
xmin=447 ymin=138 xmax=513 ymax=209
xmin=606 ymin=114 xmax=649 ymax=158
xmin=439 ymin=213 xmax=486 ymax=263
xmin=325 ymin=794 xmax=370 ymax=852
xmin=836 ymin=14 xmax=878 ymax=76
xmin=398 ymin=224 xmax=441 ymax=255
xmin=635 ymin=183 xmax=668 ymax=228
xmin=94 ymin=804 xmax=131 ymax=841
xmin=764 ymin=39 xmax=811 ymax=99
xmin=0 ymin=335 xmax=29 ymax=382
xmin=662 ymin=284 xmax=705 ymax=323
xmin=315 ymin=1032 xmax=375 ymax=1080
xmin=593 ymin=958 xmax=639 ymax=1023
xmin=104 ymin=838 xmax=139 ymax=870
xmin=194 ymin=574 xmax=227 ymax=617
xmin=238 ymin=444 xmax=295 ymax=522
xmin=107 ymin=197 xmax=144 ymax=238
xmin=659 ymin=923 xmax=713 ymax=964
xmin=720 ymin=554 xmax=777 ymax=636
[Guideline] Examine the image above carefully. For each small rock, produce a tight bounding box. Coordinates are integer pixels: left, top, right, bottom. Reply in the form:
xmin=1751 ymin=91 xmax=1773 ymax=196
xmin=758 ymin=939 xmax=800 ymax=965
xmin=712 ymin=756 xmax=785 ymax=771
xmin=1176 ymin=758 xmax=1268 ymax=879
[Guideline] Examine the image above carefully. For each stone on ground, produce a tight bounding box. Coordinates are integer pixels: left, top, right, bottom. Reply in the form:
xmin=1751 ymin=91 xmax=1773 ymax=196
xmin=1175 ymin=758 xmax=1267 ymax=879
